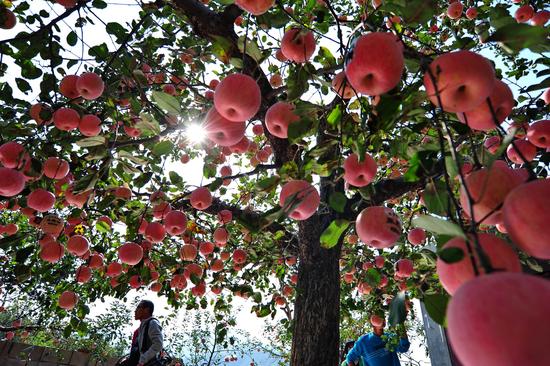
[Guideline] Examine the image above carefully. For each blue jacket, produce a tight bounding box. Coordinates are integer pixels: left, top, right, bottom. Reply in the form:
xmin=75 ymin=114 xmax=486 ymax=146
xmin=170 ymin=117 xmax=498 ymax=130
xmin=346 ymin=333 xmax=410 ymax=366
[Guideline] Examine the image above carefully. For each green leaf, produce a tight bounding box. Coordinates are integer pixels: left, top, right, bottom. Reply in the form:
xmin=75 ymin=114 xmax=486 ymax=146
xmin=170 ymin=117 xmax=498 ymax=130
xmin=388 ymin=292 xmax=407 ymax=327
xmin=327 ymin=105 xmax=342 ymax=127
xmin=106 ymin=22 xmax=128 ymax=42
xmin=95 ymin=220 xmax=111 ymax=233
xmin=487 ymin=23 xmax=550 ymax=53
xmin=315 ymin=46 xmax=336 ymax=68
xmin=422 ymin=293 xmax=450 ymax=326
xmin=152 ymin=140 xmax=174 ymax=156
xmin=256 ymin=176 xmax=280 ymax=192
xmin=15 ymin=78 xmax=31 ymax=93
xmin=437 ymin=246 xmax=464 ymax=264
xmin=151 ymin=91 xmax=181 ymax=115
xmin=169 ymin=171 xmax=183 ymax=185
xmin=413 ymin=215 xmax=465 ymax=238
xmin=135 ymin=113 xmax=160 ymax=136
xmin=364 ymin=268 xmax=381 ymax=288
xmin=76 ymin=136 xmax=107 ymax=147
xmin=287 ymin=66 xmax=310 ymax=100
xmin=237 ymin=36 xmax=264 ymax=62
xmin=67 ymin=31 xmax=78 ymax=46
xmin=328 ymin=192 xmax=347 ymax=213
xmin=423 ymin=180 xmax=451 ymax=216
xmin=287 ymin=117 xmax=314 ymax=143
xmin=320 ymin=220 xmax=350 ymax=249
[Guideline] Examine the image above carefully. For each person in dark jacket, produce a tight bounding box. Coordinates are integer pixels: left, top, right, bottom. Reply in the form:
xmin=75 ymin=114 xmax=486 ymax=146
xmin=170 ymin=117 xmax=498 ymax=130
xmin=124 ymin=300 xmax=163 ymax=366
xmin=346 ymin=317 xmax=410 ymax=366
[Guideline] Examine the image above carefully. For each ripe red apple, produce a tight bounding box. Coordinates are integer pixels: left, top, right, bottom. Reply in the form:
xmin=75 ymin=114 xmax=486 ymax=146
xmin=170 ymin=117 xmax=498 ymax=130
xmin=88 ymin=252 xmax=104 ymax=269
xmin=79 ymin=115 xmax=102 ymax=136
xmin=213 ymin=227 xmax=229 ymax=245
xmin=30 ymin=103 xmax=52 ymax=125
xmin=214 ymin=73 xmax=261 ymax=122
xmin=229 ymin=136 xmax=251 ymax=154
xmin=343 ymin=153 xmax=377 ymax=187
xmin=152 ymin=201 xmax=172 ymax=219
xmin=514 ymin=4 xmax=534 ymax=23
xmin=526 ymin=120 xmax=550 ymax=148
xmin=233 ymin=249 xmax=247 ymax=264
xmin=279 ymin=180 xmax=320 ymax=220
xmin=407 ymin=228 xmax=426 ymax=245
xmin=129 ymin=275 xmax=142 ymax=289
xmin=395 ymin=258 xmax=414 ymax=278
xmin=190 ymin=187 xmax=213 ymax=210
xmin=483 ymin=136 xmax=501 ymax=154
xmin=58 ymin=290 xmax=78 ymax=310
xmin=150 ymin=282 xmax=162 ymax=292
xmin=76 ymin=72 xmax=104 ymax=100
xmin=0 ymin=8 xmax=16 ymax=29
xmin=437 ymin=233 xmax=521 ymax=295
xmin=0 ymin=168 xmax=25 ymax=197
xmin=0 ymin=141 xmax=29 ymax=169
xmin=447 ymin=273 xmax=550 ymax=366
xmin=235 ymin=0 xmax=274 ymax=15
xmin=185 ymin=263 xmax=204 ymax=279
xmin=145 ymin=222 xmax=166 ymax=243
xmin=67 ymin=235 xmax=89 ymax=256
xmin=56 ymin=0 xmax=77 ymax=8
xmin=355 ymin=206 xmax=401 ymax=248
xmin=40 ymin=241 xmax=65 ymax=263
xmin=457 ymin=80 xmax=514 ymax=131
xmin=465 ymin=7 xmax=478 ymax=19
xmin=118 ymin=242 xmax=143 ymax=265
xmin=331 ymin=71 xmax=355 ymax=99
xmin=164 ymin=210 xmax=187 ymax=235
xmin=424 ymin=50 xmax=495 ymax=113
xmin=503 ymin=179 xmax=550 ymax=259
xmin=199 ymin=241 xmax=215 ymax=256
xmin=265 ymin=102 xmax=300 ymax=139
xmin=204 ymin=108 xmax=246 ymax=147
xmin=76 ymin=265 xmax=92 ymax=283
xmin=59 ymin=75 xmax=81 ymax=99
xmin=280 ymin=28 xmax=316 ymax=63
xmin=53 ymin=107 xmax=80 ymax=131
xmin=531 ymin=10 xmax=550 ymax=26
xmin=345 ymin=32 xmax=404 ymax=96
xmin=506 ymin=139 xmax=537 ymax=164
xmin=180 ymin=244 xmax=198 ymax=261
xmin=447 ymin=2 xmax=463 ymax=19
xmin=43 ymin=157 xmax=70 ymax=179
xmin=27 ymin=189 xmax=56 ymax=212
xmin=459 ymin=163 xmax=523 ymax=225
xmin=105 ymin=262 xmax=122 ymax=278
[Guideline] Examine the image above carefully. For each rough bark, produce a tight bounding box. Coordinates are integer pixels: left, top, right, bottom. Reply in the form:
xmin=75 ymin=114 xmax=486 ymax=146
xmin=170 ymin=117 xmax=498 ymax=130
xmin=291 ymin=214 xmax=342 ymax=366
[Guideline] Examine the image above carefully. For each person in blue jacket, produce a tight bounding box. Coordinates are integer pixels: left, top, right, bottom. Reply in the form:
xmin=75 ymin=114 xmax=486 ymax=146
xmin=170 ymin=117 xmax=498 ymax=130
xmin=346 ymin=317 xmax=410 ymax=366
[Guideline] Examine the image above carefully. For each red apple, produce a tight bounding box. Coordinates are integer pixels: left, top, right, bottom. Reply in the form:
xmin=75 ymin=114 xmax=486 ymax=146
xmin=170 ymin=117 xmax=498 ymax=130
xmin=279 ymin=180 xmax=320 ymax=220
xmin=76 ymin=265 xmax=92 ymax=283
xmin=235 ymin=0 xmax=274 ymax=15
xmin=506 ymin=139 xmax=537 ymax=164
xmin=447 ymin=273 xmax=550 ymax=366
xmin=190 ymin=187 xmax=212 ymax=210
xmin=164 ymin=210 xmax=187 ymax=235
xmin=67 ymin=235 xmax=89 ymax=256
xmin=424 ymin=50 xmax=495 ymax=113
xmin=204 ymin=108 xmax=246 ymax=147
xmin=27 ymin=189 xmax=55 ymax=212
xmin=355 ymin=206 xmax=401 ymax=248
xmin=503 ymin=179 xmax=550 ymax=259
xmin=526 ymin=120 xmax=550 ymax=148
xmin=53 ymin=107 xmax=80 ymax=131
xmin=40 ymin=241 xmax=65 ymax=263
xmin=43 ymin=157 xmax=70 ymax=179
xmin=457 ymin=80 xmax=514 ymax=131
xmin=343 ymin=153 xmax=377 ymax=187
xmin=59 ymin=75 xmax=81 ymax=99
xmin=345 ymin=32 xmax=404 ymax=96
xmin=233 ymin=249 xmax=247 ymax=264
xmin=180 ymin=244 xmax=198 ymax=261
xmin=145 ymin=222 xmax=166 ymax=243
xmin=514 ymin=5 xmax=534 ymax=23
xmin=447 ymin=2 xmax=463 ymax=19
xmin=437 ymin=233 xmax=521 ymax=295
xmin=265 ymin=102 xmax=300 ymax=139
xmin=79 ymin=115 xmax=102 ymax=136
xmin=76 ymin=72 xmax=104 ymax=100
xmin=214 ymin=73 xmax=261 ymax=122
xmin=331 ymin=71 xmax=355 ymax=99
xmin=531 ymin=10 xmax=550 ymax=26
xmin=407 ymin=228 xmax=426 ymax=245
xmin=280 ymin=28 xmax=316 ymax=63
xmin=106 ymin=262 xmax=123 ymax=277
xmin=118 ymin=242 xmax=143 ymax=265
xmin=59 ymin=290 xmax=78 ymax=310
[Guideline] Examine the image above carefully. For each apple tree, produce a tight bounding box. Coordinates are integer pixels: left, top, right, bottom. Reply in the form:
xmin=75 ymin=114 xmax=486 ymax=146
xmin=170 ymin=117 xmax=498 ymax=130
xmin=0 ymin=0 xmax=549 ymax=365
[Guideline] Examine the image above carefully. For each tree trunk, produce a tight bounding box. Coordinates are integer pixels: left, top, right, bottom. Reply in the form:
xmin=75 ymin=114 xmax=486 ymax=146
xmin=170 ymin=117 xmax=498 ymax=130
xmin=291 ymin=214 xmax=342 ymax=365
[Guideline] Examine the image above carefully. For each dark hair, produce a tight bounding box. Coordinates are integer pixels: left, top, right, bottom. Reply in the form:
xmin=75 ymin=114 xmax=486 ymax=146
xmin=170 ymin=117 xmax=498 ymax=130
xmin=139 ymin=300 xmax=154 ymax=315
xmin=341 ymin=340 xmax=355 ymax=362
